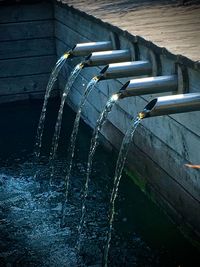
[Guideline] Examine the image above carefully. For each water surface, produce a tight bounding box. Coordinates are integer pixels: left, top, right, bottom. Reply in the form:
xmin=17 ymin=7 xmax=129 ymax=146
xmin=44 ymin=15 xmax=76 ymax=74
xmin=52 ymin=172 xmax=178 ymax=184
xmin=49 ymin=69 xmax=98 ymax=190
xmin=0 ymin=99 xmax=199 ymax=266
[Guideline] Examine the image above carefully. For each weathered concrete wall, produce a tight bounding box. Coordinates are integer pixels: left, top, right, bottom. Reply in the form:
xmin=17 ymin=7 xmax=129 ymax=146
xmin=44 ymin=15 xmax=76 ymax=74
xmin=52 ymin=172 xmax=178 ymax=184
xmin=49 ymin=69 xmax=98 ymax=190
xmin=0 ymin=1 xmax=57 ymax=103
xmin=60 ymin=0 xmax=200 ymax=63
xmin=0 ymin=0 xmax=199 ymax=246
xmin=54 ymin=1 xmax=200 ymax=244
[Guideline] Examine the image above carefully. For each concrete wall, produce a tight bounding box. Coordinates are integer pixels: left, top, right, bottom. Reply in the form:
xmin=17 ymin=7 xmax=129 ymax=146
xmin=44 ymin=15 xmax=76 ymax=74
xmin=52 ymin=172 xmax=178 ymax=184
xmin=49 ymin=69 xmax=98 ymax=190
xmin=54 ymin=1 xmax=200 ymax=244
xmin=0 ymin=1 xmax=57 ymax=103
xmin=0 ymin=0 xmax=199 ymax=245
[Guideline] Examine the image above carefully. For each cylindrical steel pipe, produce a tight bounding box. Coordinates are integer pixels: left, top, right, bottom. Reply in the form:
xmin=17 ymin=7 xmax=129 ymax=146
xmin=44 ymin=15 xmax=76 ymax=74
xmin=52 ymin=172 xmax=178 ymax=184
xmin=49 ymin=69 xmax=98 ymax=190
xmin=69 ymin=41 xmax=113 ymax=57
xmin=140 ymin=93 xmax=200 ymax=118
xmin=118 ymin=75 xmax=178 ymax=99
xmin=98 ymin=61 xmax=152 ymax=80
xmin=84 ymin=50 xmax=131 ymax=67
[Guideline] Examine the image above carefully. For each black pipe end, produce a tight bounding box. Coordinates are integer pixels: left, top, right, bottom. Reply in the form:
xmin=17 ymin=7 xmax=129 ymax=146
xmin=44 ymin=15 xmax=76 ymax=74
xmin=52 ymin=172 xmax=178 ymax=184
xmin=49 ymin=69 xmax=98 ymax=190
xmin=69 ymin=45 xmax=77 ymax=56
xmin=100 ymin=65 xmax=109 ymax=75
xmin=85 ymin=53 xmax=92 ymax=61
xmin=120 ymin=80 xmax=130 ymax=91
xmin=141 ymin=98 xmax=157 ymax=118
xmin=83 ymin=53 xmax=92 ymax=67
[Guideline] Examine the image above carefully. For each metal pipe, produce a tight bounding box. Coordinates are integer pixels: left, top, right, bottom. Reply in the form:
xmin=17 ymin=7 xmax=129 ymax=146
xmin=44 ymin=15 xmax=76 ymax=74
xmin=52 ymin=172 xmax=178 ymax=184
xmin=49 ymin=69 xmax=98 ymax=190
xmin=118 ymin=75 xmax=178 ymax=99
xmin=139 ymin=93 xmax=200 ymax=118
xmin=84 ymin=50 xmax=131 ymax=67
xmin=98 ymin=61 xmax=152 ymax=80
xmin=69 ymin=41 xmax=113 ymax=57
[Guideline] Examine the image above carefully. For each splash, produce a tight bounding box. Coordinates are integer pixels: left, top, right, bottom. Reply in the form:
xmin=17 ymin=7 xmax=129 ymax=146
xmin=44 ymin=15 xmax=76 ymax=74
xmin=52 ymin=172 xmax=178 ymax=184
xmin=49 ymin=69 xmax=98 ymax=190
xmin=103 ymin=116 xmax=141 ymax=267
xmin=34 ymin=53 xmax=70 ymax=159
xmin=76 ymin=93 xmax=119 ymax=250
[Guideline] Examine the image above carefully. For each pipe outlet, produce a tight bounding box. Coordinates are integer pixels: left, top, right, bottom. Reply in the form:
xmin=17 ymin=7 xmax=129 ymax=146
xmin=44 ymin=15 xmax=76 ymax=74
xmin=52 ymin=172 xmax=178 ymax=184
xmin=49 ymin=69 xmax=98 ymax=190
xmin=118 ymin=75 xmax=178 ymax=99
xmin=84 ymin=50 xmax=131 ymax=67
xmin=140 ymin=93 xmax=200 ymax=118
xmin=98 ymin=61 xmax=152 ymax=80
xmin=69 ymin=41 xmax=113 ymax=57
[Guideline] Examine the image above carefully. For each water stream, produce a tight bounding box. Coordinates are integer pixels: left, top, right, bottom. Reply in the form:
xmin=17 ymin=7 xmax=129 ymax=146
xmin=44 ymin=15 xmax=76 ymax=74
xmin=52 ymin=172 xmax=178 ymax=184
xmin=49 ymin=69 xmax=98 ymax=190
xmin=76 ymin=93 xmax=119 ymax=249
xmin=60 ymin=77 xmax=99 ymax=225
xmin=103 ymin=116 xmax=142 ymax=267
xmin=49 ymin=63 xmax=84 ymax=169
xmin=34 ymin=53 xmax=69 ymax=158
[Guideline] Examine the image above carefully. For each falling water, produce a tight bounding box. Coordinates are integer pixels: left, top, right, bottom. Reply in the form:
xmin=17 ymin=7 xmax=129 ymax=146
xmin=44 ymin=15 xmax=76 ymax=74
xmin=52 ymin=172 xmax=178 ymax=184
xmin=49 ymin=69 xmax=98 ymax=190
xmin=49 ymin=62 xmax=84 ymax=166
xmin=76 ymin=93 xmax=119 ymax=250
xmin=60 ymin=77 xmax=99 ymax=225
xmin=103 ymin=115 xmax=142 ymax=267
xmin=34 ymin=53 xmax=69 ymax=158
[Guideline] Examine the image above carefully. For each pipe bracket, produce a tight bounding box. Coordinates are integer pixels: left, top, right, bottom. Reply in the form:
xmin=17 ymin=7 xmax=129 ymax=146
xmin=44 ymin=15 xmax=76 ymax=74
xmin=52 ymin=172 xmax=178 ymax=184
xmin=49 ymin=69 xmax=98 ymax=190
xmin=175 ymin=63 xmax=189 ymax=94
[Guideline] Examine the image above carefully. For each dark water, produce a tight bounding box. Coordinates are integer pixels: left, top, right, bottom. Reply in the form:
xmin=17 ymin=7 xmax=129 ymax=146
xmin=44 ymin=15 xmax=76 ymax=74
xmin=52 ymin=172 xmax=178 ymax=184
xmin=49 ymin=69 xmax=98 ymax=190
xmin=0 ymin=99 xmax=199 ymax=267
